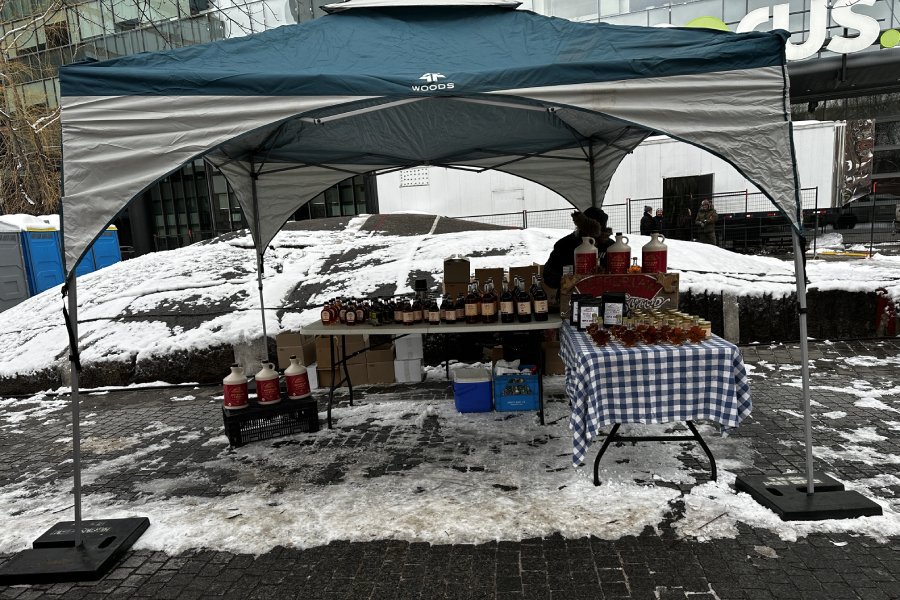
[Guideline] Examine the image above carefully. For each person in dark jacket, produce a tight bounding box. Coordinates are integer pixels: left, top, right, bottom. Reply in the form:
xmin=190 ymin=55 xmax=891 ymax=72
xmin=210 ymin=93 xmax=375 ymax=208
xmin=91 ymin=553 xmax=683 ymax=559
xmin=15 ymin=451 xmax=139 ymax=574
xmin=652 ymin=208 xmax=665 ymax=236
xmin=695 ymin=199 xmax=718 ymax=244
xmin=543 ymin=206 xmax=607 ymax=289
xmin=639 ymin=205 xmax=654 ymax=235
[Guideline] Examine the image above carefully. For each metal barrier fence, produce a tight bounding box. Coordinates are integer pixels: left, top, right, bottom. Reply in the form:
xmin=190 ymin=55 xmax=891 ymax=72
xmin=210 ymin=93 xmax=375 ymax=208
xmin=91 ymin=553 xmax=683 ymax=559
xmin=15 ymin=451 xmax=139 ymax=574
xmin=457 ymin=188 xmax=900 ymax=254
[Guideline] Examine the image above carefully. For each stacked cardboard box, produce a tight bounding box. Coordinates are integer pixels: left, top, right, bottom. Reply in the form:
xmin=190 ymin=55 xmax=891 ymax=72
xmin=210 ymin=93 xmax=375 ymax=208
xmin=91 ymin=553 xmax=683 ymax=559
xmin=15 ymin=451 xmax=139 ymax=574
xmin=394 ymin=334 xmax=424 ymax=383
xmin=542 ymin=341 xmax=565 ymax=375
xmin=316 ymin=334 xmax=368 ymax=387
xmin=443 ymin=257 xmax=471 ymax=298
xmin=367 ymin=341 xmax=395 ymax=384
xmin=275 ymin=332 xmax=317 ymax=370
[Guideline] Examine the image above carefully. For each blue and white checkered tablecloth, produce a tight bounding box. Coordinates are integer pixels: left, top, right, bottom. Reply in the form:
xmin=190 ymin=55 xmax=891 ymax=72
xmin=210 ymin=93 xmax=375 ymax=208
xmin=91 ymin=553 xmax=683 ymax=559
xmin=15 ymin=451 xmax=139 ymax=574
xmin=560 ymin=322 xmax=752 ymax=467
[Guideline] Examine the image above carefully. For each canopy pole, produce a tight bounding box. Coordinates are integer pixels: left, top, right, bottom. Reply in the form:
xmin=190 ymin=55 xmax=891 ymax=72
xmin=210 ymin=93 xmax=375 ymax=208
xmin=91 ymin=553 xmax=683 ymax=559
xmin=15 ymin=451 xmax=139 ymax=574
xmin=64 ymin=274 xmax=84 ymax=546
xmin=251 ymin=171 xmax=269 ymax=361
xmin=588 ymin=141 xmax=597 ymax=208
xmin=791 ymin=229 xmax=815 ymax=494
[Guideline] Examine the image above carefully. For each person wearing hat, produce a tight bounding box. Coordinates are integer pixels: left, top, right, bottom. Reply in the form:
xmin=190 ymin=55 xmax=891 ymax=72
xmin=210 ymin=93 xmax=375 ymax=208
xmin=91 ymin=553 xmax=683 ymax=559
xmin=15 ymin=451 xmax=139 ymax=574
xmin=695 ymin=199 xmax=718 ymax=244
xmin=542 ymin=206 xmax=608 ymax=289
xmin=639 ymin=205 xmax=654 ymax=236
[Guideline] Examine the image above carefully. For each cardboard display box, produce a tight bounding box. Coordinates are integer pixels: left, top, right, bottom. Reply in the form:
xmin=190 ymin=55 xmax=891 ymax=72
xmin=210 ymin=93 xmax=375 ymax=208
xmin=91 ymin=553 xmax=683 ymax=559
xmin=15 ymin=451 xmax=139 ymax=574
xmin=560 ymin=273 xmax=679 ymax=318
xmin=367 ymin=361 xmax=395 ymax=384
xmin=394 ymin=358 xmax=424 ymax=383
xmin=509 ymin=264 xmax=541 ymax=289
xmin=443 ymin=281 xmax=469 ymax=300
xmin=395 ymin=334 xmax=424 ymax=360
xmin=444 ymin=257 xmax=471 ymax=283
xmin=474 ymin=268 xmax=504 ymax=289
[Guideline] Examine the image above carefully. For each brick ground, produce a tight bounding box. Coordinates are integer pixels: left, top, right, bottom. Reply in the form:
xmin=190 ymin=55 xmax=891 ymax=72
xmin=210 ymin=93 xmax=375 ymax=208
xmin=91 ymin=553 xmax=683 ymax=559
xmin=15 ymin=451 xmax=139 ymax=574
xmin=1 ymin=338 xmax=899 ymax=599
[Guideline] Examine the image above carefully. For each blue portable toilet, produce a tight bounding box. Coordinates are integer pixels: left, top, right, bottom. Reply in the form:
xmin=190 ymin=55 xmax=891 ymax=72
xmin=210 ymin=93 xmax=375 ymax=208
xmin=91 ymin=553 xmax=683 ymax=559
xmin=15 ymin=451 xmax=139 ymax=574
xmin=20 ymin=227 xmax=65 ymax=295
xmin=0 ymin=221 xmax=30 ymax=312
xmin=91 ymin=227 xmax=122 ymax=269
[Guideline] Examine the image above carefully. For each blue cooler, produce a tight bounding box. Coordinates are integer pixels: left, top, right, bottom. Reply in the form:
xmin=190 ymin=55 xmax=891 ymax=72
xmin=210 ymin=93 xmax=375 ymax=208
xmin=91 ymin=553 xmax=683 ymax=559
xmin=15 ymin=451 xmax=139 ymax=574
xmin=453 ymin=368 xmax=492 ymax=413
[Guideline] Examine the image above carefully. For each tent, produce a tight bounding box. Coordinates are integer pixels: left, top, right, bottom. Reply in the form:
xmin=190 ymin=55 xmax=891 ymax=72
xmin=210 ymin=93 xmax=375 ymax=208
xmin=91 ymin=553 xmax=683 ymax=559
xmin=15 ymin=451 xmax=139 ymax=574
xmin=55 ymin=0 xmax=818 ymax=541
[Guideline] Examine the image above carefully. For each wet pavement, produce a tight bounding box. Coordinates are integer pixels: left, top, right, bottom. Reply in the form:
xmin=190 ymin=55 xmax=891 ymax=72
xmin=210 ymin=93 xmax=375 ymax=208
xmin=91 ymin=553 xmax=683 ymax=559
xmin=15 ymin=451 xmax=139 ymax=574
xmin=1 ymin=338 xmax=899 ymax=599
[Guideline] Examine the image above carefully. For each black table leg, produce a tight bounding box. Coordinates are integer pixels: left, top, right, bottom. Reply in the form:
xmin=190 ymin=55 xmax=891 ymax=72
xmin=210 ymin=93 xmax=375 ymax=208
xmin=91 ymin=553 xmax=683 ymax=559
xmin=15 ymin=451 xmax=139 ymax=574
xmin=592 ymin=423 xmax=621 ymax=486
xmin=342 ymin=335 xmax=354 ymax=406
xmin=686 ymin=420 xmax=717 ymax=481
xmin=327 ymin=335 xmax=336 ymax=429
xmin=592 ymin=422 xmax=717 ymax=486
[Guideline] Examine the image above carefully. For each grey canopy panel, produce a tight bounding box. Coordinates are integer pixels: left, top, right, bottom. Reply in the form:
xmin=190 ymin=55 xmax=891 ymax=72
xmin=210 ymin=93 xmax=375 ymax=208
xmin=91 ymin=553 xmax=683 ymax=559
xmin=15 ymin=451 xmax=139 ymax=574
xmin=58 ymin=5 xmax=799 ymax=275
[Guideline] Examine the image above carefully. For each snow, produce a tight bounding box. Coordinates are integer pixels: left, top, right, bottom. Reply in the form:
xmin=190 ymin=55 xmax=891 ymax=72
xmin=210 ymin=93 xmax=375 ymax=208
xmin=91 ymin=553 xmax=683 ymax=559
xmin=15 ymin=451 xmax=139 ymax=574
xmin=1 ymin=218 xmax=899 ymax=383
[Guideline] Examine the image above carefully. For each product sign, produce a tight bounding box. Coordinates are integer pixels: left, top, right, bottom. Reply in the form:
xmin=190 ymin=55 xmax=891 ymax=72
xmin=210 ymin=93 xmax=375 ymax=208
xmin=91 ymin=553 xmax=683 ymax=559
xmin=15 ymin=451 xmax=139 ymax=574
xmin=574 ymin=274 xmax=679 ymax=311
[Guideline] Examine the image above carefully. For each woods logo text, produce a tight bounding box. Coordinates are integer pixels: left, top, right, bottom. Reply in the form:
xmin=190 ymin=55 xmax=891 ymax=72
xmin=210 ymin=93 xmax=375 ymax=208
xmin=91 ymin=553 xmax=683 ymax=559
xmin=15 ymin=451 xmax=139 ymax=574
xmin=413 ymin=72 xmax=455 ymax=92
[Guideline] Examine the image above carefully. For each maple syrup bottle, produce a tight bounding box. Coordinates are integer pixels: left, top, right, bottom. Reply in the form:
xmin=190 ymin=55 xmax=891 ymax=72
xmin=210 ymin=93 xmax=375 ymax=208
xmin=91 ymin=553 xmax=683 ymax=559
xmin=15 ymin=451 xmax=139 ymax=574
xmin=532 ymin=275 xmax=549 ymax=322
xmin=516 ymin=278 xmax=533 ymax=323
xmin=445 ymin=294 xmax=458 ymax=324
xmin=402 ymin=297 xmax=415 ymax=326
xmin=338 ymin=298 xmax=348 ymax=324
xmin=455 ymin=293 xmax=466 ymax=322
xmin=355 ymin=299 xmax=366 ymax=324
xmin=393 ymin=297 xmax=403 ymax=324
xmin=345 ymin=299 xmax=357 ymax=326
xmin=427 ymin=296 xmax=441 ymax=324
xmin=412 ymin=296 xmax=424 ymax=323
xmin=321 ymin=300 xmax=334 ymax=325
xmin=500 ymin=281 xmax=515 ymax=324
xmin=481 ymin=279 xmax=498 ymax=324
xmin=465 ymin=283 xmax=480 ymax=325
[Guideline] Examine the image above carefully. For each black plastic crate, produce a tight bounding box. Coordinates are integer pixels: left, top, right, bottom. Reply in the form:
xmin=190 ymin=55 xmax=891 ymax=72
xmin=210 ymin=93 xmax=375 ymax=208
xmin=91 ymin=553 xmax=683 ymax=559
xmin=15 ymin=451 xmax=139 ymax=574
xmin=222 ymin=398 xmax=319 ymax=447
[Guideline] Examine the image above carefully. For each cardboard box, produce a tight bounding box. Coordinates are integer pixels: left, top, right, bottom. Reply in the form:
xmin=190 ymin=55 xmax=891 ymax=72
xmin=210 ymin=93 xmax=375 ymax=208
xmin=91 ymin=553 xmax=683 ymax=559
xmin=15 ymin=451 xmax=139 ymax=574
xmin=315 ymin=335 xmax=367 ymax=367
xmin=509 ymin=264 xmax=541 ymax=289
xmin=395 ymin=334 xmax=424 ymax=360
xmin=317 ymin=363 xmax=368 ymax=388
xmin=444 ymin=257 xmax=471 ymax=283
xmin=443 ymin=281 xmax=469 ymax=299
xmin=482 ymin=344 xmax=504 ymax=367
xmin=542 ymin=341 xmax=565 ymax=375
xmin=474 ymin=268 xmax=504 ymax=289
xmin=276 ymin=340 xmax=317 ymax=369
xmin=276 ymin=331 xmax=306 ymax=348
xmin=394 ymin=358 xmax=424 ymax=383
xmin=366 ymin=344 xmax=394 ymax=363
xmin=367 ymin=361 xmax=396 ymax=384
xmin=560 ymin=273 xmax=679 ymax=317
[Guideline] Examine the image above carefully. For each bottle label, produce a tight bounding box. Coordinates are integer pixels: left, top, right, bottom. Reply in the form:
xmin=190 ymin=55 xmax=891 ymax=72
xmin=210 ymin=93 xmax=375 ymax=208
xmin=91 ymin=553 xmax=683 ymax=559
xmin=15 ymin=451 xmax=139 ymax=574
xmin=356 ymin=309 xmax=365 ymax=322
xmin=223 ymin=383 xmax=248 ymax=408
xmin=534 ymin=300 xmax=548 ymax=313
xmin=394 ymin=310 xmax=403 ymax=322
xmin=465 ymin=304 xmax=478 ymax=317
xmin=346 ymin=312 xmax=356 ymax=324
xmin=256 ymin=378 xmax=281 ymax=403
xmin=446 ymin=310 xmax=457 ymax=322
xmin=413 ymin=309 xmax=423 ymax=321
xmin=321 ymin=311 xmax=331 ymax=324
xmin=456 ymin=308 xmax=465 ymax=319
xmin=517 ymin=301 xmax=532 ymax=315
xmin=575 ymin=253 xmax=597 ymax=275
xmin=403 ymin=312 xmax=414 ymax=324
xmin=642 ymin=250 xmax=667 ymax=274
xmin=500 ymin=301 xmax=514 ymax=314
xmin=607 ymin=252 xmax=630 ymax=274
xmin=481 ymin=303 xmax=496 ymax=316
xmin=286 ymin=373 xmax=311 ymax=398
xmin=428 ymin=310 xmax=441 ymax=322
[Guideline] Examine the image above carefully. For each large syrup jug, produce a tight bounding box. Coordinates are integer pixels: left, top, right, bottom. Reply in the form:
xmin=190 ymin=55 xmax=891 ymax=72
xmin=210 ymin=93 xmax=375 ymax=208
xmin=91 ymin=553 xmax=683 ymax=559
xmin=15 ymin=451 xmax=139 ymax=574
xmin=606 ymin=233 xmax=631 ymax=275
xmin=284 ymin=355 xmax=312 ymax=400
xmin=641 ymin=232 xmax=668 ymax=274
xmin=573 ymin=236 xmax=598 ymax=275
xmin=255 ymin=361 xmax=282 ymax=405
xmin=222 ymin=364 xmax=249 ymax=410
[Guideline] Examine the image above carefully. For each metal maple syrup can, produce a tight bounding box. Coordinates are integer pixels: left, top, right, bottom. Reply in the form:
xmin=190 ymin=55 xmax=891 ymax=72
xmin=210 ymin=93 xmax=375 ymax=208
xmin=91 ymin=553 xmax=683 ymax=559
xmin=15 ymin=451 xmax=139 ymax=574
xmin=284 ymin=355 xmax=311 ymax=400
xmin=254 ymin=361 xmax=282 ymax=405
xmin=222 ymin=364 xmax=249 ymax=410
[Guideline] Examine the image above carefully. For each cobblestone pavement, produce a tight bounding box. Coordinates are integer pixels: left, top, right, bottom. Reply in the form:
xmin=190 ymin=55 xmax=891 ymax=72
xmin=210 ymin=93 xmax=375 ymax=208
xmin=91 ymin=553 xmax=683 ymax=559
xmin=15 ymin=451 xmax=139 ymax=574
xmin=1 ymin=338 xmax=899 ymax=599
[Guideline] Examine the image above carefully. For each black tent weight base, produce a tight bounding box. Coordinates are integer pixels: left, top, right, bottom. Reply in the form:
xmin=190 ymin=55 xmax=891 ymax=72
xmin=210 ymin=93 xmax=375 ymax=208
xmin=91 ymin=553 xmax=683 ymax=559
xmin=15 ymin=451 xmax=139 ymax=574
xmin=0 ymin=518 xmax=149 ymax=585
xmin=735 ymin=472 xmax=882 ymax=521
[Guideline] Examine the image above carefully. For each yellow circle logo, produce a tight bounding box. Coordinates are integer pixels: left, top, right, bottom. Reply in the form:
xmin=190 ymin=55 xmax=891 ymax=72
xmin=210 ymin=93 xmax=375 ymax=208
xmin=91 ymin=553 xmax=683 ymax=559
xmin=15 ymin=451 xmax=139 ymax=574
xmin=684 ymin=16 xmax=731 ymax=32
xmin=881 ymin=29 xmax=900 ymax=49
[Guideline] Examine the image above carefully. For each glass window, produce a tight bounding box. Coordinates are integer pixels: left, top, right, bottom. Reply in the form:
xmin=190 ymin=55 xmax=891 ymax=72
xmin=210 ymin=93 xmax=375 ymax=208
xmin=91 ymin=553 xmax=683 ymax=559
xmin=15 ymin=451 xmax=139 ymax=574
xmin=547 ymin=0 xmax=597 ymax=22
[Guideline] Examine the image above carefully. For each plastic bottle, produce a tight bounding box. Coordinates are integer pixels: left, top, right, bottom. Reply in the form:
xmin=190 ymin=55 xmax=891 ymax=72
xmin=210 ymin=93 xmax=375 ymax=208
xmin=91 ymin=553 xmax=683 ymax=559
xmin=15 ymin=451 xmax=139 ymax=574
xmin=641 ymin=232 xmax=668 ymax=274
xmin=254 ymin=361 xmax=281 ymax=405
xmin=284 ymin=355 xmax=311 ymax=400
xmin=222 ymin=363 xmax=249 ymax=410
xmin=606 ymin=233 xmax=631 ymax=275
xmin=574 ymin=236 xmax=598 ymax=275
